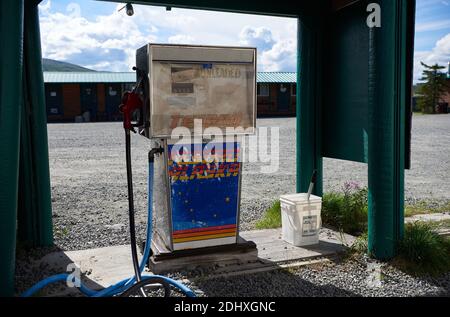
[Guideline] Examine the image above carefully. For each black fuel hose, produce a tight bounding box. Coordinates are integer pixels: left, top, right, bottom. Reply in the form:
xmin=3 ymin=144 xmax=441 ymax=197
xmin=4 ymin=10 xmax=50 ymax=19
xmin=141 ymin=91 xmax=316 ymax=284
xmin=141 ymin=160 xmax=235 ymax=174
xmin=125 ymin=130 xmax=143 ymax=285
xmin=124 ymin=130 xmax=174 ymax=297
xmin=120 ymin=277 xmax=171 ymax=297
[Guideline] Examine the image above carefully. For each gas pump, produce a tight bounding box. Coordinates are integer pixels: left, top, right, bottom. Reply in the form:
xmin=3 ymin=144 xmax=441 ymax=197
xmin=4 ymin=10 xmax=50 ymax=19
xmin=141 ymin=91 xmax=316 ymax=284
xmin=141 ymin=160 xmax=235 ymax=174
xmin=135 ymin=44 xmax=257 ymax=255
xmin=21 ymin=43 xmax=256 ymax=297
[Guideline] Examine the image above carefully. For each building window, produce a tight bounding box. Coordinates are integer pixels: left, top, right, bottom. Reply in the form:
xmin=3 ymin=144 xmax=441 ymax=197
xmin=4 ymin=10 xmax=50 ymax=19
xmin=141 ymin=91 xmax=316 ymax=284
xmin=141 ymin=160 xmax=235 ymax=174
xmin=257 ymin=84 xmax=270 ymax=97
xmin=108 ymin=86 xmax=118 ymax=96
xmin=291 ymin=83 xmax=297 ymax=96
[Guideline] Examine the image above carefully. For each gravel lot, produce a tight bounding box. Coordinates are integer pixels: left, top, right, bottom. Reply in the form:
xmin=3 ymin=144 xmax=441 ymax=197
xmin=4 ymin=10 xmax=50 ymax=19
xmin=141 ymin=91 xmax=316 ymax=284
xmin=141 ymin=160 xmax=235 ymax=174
xmin=15 ymin=114 xmax=450 ymax=296
xmin=190 ymin=256 xmax=450 ymax=297
xmin=46 ymin=114 xmax=450 ymax=251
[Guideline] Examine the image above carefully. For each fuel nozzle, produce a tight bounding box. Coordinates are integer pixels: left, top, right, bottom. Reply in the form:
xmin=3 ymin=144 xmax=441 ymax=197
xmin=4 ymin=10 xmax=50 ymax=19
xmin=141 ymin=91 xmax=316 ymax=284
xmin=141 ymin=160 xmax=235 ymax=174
xmin=119 ymin=91 xmax=143 ymax=132
xmin=119 ymin=67 xmax=146 ymax=132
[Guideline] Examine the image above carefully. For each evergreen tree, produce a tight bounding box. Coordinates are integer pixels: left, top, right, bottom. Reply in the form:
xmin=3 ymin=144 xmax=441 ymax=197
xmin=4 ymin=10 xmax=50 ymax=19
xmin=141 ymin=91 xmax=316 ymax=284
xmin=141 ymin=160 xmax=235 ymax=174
xmin=417 ymin=62 xmax=448 ymax=114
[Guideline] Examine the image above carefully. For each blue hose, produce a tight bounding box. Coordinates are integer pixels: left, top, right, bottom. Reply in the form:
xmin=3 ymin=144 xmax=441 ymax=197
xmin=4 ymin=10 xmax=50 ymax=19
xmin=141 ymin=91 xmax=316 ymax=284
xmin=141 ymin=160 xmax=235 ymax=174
xmin=21 ymin=159 xmax=195 ymax=298
xmin=21 ymin=273 xmax=97 ymax=297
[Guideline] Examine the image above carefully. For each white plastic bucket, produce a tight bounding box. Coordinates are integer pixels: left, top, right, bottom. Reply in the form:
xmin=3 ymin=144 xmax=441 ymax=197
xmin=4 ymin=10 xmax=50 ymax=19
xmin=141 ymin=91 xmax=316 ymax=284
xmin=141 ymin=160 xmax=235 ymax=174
xmin=280 ymin=193 xmax=322 ymax=246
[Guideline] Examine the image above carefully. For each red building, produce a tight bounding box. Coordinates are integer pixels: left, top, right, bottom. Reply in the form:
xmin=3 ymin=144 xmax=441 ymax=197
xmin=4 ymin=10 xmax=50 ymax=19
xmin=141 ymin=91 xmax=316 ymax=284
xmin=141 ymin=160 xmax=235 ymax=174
xmin=43 ymin=71 xmax=297 ymax=122
xmin=256 ymin=72 xmax=296 ymax=117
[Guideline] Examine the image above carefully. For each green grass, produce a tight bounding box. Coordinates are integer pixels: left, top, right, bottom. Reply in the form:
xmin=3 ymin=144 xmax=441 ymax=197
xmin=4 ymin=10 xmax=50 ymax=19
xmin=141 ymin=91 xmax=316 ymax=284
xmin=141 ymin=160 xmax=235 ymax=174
xmin=255 ymin=200 xmax=281 ymax=229
xmin=255 ymin=188 xmax=450 ymax=276
xmin=428 ymin=219 xmax=450 ymax=230
xmin=54 ymin=227 xmax=69 ymax=238
xmin=256 ymin=189 xmax=450 ymax=234
xmin=321 ymin=188 xmax=368 ymax=236
xmin=255 ymin=186 xmax=368 ymax=233
xmin=405 ymin=201 xmax=450 ymax=217
xmin=255 ymin=184 xmax=450 ymax=276
xmin=350 ymin=232 xmax=369 ymax=254
xmin=350 ymin=222 xmax=450 ymax=276
xmin=395 ymin=222 xmax=450 ymax=276
xmin=405 ymin=203 xmax=432 ymax=217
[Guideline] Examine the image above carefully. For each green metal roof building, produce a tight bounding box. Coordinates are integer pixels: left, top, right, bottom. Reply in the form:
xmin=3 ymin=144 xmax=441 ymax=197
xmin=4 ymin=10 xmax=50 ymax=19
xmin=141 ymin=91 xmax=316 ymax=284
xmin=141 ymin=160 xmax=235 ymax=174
xmin=43 ymin=71 xmax=298 ymax=84
xmin=43 ymin=72 xmax=138 ymax=83
xmin=257 ymin=72 xmax=297 ymax=83
xmin=42 ymin=71 xmax=298 ymax=121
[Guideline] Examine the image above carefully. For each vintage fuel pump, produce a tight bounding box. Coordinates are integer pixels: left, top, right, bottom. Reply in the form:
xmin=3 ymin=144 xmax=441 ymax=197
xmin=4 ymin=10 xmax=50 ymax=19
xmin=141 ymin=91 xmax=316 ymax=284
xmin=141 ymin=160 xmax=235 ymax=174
xmin=21 ymin=44 xmax=256 ymax=297
xmin=135 ymin=44 xmax=257 ymax=257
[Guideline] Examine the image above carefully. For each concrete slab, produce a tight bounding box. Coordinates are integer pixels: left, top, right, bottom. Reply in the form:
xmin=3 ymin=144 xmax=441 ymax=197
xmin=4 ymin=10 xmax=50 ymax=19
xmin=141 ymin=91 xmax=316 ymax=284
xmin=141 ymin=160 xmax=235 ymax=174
xmin=405 ymin=213 xmax=450 ymax=237
xmin=405 ymin=212 xmax=450 ymax=223
xmin=437 ymin=229 xmax=450 ymax=237
xmin=149 ymin=235 xmax=258 ymax=274
xmin=38 ymin=244 xmax=136 ymax=289
xmin=241 ymin=227 xmax=355 ymax=264
xmin=148 ymin=227 xmax=353 ymax=274
xmin=33 ymin=227 xmax=355 ymax=296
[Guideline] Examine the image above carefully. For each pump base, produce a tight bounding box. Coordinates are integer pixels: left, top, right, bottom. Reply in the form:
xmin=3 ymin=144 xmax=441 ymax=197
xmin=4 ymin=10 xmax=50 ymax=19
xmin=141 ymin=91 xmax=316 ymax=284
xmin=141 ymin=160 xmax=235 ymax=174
xmin=148 ymin=234 xmax=258 ymax=274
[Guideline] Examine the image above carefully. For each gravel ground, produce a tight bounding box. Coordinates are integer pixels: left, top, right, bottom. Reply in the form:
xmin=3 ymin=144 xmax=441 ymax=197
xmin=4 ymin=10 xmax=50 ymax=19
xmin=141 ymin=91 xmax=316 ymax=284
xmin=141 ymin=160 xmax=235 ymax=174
xmin=15 ymin=114 xmax=450 ymax=296
xmin=46 ymin=114 xmax=450 ymax=251
xmin=15 ymin=253 xmax=450 ymax=297
xmin=188 ymin=256 xmax=450 ymax=297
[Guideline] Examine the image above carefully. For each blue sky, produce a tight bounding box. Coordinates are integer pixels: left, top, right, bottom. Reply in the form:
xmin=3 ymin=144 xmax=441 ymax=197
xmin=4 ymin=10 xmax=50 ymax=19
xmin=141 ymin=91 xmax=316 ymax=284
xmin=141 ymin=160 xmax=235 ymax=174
xmin=414 ymin=0 xmax=450 ymax=81
xmin=39 ymin=0 xmax=450 ymax=82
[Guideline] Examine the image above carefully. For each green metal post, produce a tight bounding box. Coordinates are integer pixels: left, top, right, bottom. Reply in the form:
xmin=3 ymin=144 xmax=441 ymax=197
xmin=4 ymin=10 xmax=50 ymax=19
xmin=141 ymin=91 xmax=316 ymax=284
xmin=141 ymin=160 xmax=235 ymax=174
xmin=0 ymin=0 xmax=24 ymax=297
xmin=296 ymin=17 xmax=323 ymax=195
xmin=368 ymin=0 xmax=409 ymax=259
xmin=17 ymin=0 xmax=54 ymax=247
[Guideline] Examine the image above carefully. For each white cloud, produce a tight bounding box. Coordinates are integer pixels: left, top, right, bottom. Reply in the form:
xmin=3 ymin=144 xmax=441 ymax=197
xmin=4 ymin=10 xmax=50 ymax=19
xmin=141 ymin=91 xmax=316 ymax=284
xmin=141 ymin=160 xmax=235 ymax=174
xmin=39 ymin=0 xmax=51 ymax=14
xmin=414 ymin=33 xmax=450 ymax=82
xmin=416 ymin=19 xmax=450 ymax=32
xmin=260 ymin=39 xmax=297 ymax=72
xmin=39 ymin=1 xmax=157 ymax=71
xmin=168 ymin=34 xmax=195 ymax=44
xmin=239 ymin=26 xmax=276 ymax=50
xmin=38 ymin=1 xmax=297 ymax=72
xmin=238 ymin=26 xmax=296 ymax=72
xmin=66 ymin=2 xmax=81 ymax=18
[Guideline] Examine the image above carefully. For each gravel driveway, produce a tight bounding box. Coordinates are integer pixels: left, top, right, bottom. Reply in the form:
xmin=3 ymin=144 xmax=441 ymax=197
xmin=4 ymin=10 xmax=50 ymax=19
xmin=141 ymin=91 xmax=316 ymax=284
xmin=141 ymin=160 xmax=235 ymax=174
xmin=14 ymin=114 xmax=450 ymax=297
xmin=189 ymin=256 xmax=450 ymax=297
xmin=46 ymin=114 xmax=450 ymax=251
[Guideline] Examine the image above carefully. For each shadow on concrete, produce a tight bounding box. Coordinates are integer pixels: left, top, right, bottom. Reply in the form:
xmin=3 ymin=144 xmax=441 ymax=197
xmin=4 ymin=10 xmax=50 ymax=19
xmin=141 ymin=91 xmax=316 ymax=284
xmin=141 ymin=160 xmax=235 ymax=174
xmin=15 ymin=245 xmax=104 ymax=297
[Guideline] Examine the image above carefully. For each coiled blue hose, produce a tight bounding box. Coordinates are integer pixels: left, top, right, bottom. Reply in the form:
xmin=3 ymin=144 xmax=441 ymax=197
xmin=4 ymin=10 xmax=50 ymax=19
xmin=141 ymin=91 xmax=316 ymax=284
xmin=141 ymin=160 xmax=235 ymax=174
xmin=21 ymin=159 xmax=195 ymax=298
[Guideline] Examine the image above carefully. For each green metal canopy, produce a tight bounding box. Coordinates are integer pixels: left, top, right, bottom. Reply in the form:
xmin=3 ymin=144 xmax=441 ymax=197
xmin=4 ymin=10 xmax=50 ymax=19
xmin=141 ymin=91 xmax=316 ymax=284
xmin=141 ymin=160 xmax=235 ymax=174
xmin=0 ymin=0 xmax=415 ymax=296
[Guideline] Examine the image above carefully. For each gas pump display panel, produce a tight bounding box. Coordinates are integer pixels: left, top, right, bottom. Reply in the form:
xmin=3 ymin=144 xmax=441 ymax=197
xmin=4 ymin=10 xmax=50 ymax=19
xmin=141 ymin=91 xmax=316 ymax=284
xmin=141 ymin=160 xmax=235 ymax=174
xmin=168 ymin=142 xmax=241 ymax=250
xmin=137 ymin=44 xmax=257 ymax=138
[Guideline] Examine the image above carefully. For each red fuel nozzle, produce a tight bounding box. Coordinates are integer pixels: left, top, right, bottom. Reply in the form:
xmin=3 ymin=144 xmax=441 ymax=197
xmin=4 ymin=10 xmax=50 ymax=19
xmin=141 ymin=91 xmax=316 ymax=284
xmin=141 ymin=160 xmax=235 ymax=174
xmin=119 ymin=91 xmax=143 ymax=132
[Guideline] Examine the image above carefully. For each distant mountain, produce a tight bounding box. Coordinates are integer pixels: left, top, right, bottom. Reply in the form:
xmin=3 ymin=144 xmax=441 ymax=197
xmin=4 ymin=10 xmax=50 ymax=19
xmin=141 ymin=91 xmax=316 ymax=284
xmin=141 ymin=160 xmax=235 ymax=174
xmin=42 ymin=58 xmax=95 ymax=72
